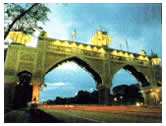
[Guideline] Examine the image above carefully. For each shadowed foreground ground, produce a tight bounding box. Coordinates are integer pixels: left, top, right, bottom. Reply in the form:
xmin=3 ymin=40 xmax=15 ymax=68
xmin=5 ymin=109 xmax=65 ymax=123
xmin=4 ymin=105 xmax=162 ymax=123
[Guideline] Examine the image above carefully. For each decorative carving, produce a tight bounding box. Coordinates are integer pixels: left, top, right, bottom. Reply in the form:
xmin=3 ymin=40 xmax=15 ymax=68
xmin=36 ymin=51 xmax=43 ymax=67
xmin=84 ymin=58 xmax=104 ymax=74
xmin=4 ymin=38 xmax=162 ymax=106
xmin=19 ymin=52 xmax=35 ymax=61
xmin=80 ymin=50 xmax=102 ymax=57
xmin=45 ymin=53 xmax=69 ymax=72
xmin=110 ymin=62 xmax=125 ymax=74
xmin=4 ymin=69 xmax=16 ymax=75
xmin=18 ymin=62 xmax=33 ymax=72
xmin=47 ymin=45 xmax=72 ymax=54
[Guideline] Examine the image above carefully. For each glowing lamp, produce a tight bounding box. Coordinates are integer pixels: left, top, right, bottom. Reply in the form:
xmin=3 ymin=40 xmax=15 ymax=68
xmin=71 ymin=43 xmax=77 ymax=47
xmin=93 ymin=46 xmax=98 ymax=51
xmin=129 ymin=54 xmax=134 ymax=59
xmin=144 ymin=56 xmax=149 ymax=62
xmin=136 ymin=102 xmax=140 ymax=107
xmin=120 ymin=96 xmax=123 ymax=99
xmin=114 ymin=97 xmax=118 ymax=101
xmin=99 ymin=48 xmax=105 ymax=53
xmin=118 ymin=51 xmax=123 ymax=57
xmin=32 ymin=85 xmax=39 ymax=104
xmin=53 ymin=40 xmax=61 ymax=45
xmin=79 ymin=44 xmax=84 ymax=49
xmin=52 ymin=41 xmax=58 ymax=45
xmin=151 ymin=91 xmax=155 ymax=96
xmin=56 ymin=40 xmax=61 ymax=45
xmin=64 ymin=41 xmax=69 ymax=46
xmin=138 ymin=55 xmax=145 ymax=61
xmin=155 ymin=89 xmax=160 ymax=93
xmin=124 ymin=53 xmax=129 ymax=58
xmin=86 ymin=45 xmax=91 ymax=50
xmin=111 ymin=50 xmax=118 ymax=56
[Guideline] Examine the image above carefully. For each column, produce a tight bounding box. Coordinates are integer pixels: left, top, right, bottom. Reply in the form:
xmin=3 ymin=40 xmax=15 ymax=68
xmin=142 ymin=88 xmax=159 ymax=105
xmin=98 ymin=85 xmax=110 ymax=105
xmin=142 ymin=90 xmax=151 ymax=105
xmin=4 ymin=84 xmax=16 ymax=109
xmin=32 ymin=84 xmax=40 ymax=104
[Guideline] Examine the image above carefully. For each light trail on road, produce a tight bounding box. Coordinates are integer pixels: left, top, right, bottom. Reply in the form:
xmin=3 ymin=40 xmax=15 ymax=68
xmin=39 ymin=105 xmax=162 ymax=123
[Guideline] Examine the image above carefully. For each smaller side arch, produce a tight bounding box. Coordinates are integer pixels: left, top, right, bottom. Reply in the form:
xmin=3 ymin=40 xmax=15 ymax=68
xmin=111 ymin=64 xmax=150 ymax=88
xmin=123 ymin=65 xmax=150 ymax=87
xmin=109 ymin=64 xmax=151 ymax=105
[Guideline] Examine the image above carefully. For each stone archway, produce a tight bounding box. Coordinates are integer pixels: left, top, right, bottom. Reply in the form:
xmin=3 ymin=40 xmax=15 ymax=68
xmin=123 ymin=65 xmax=150 ymax=87
xmin=109 ymin=64 xmax=151 ymax=105
xmin=38 ymin=56 xmax=103 ymax=103
xmin=121 ymin=65 xmax=161 ymax=105
xmin=4 ymin=39 xmax=162 ymax=107
xmin=45 ymin=57 xmax=102 ymax=86
xmin=110 ymin=64 xmax=151 ymax=88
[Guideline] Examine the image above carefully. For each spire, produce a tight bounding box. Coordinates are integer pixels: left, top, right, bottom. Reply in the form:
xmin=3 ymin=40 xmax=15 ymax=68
xmin=72 ymin=29 xmax=77 ymax=41
xmin=126 ymin=40 xmax=129 ymax=52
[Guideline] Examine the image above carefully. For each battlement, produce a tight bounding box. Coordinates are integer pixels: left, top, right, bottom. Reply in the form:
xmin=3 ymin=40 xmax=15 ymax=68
xmin=37 ymin=37 xmax=161 ymax=66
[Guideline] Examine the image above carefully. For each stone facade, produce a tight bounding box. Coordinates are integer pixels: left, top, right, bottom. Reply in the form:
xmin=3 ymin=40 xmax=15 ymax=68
xmin=4 ymin=37 xmax=162 ymax=107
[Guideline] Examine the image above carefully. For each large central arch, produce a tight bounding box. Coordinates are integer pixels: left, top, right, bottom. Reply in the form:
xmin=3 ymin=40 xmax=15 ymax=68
xmin=45 ymin=57 xmax=102 ymax=86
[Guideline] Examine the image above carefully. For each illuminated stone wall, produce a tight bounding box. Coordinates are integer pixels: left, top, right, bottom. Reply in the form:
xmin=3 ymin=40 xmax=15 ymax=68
xmin=4 ymin=37 xmax=162 ymax=106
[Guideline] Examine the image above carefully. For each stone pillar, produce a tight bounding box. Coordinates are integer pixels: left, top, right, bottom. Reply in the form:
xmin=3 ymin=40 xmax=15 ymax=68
xmin=4 ymin=84 xmax=16 ymax=109
xmin=158 ymin=87 xmax=162 ymax=104
xmin=142 ymin=91 xmax=151 ymax=105
xmin=142 ymin=87 xmax=161 ymax=105
xmin=32 ymin=84 xmax=40 ymax=104
xmin=98 ymin=85 xmax=110 ymax=105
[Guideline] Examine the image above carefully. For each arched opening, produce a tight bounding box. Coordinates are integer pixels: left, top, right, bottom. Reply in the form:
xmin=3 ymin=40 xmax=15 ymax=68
xmin=40 ymin=57 xmax=101 ymax=105
xmin=111 ymin=65 xmax=150 ymax=106
xmin=123 ymin=65 xmax=150 ymax=87
xmin=46 ymin=57 xmax=102 ymax=85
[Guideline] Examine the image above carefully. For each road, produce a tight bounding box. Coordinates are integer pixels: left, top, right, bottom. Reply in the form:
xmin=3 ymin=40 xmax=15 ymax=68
xmin=38 ymin=105 xmax=162 ymax=123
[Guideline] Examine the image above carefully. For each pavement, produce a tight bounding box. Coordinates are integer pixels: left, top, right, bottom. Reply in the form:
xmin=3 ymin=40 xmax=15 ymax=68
xmin=4 ymin=105 xmax=162 ymax=123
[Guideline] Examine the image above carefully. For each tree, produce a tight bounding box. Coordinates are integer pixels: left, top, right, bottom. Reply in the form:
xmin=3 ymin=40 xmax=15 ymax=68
xmin=45 ymin=90 xmax=99 ymax=105
xmin=112 ymin=84 xmax=144 ymax=105
xmin=4 ymin=3 xmax=50 ymax=40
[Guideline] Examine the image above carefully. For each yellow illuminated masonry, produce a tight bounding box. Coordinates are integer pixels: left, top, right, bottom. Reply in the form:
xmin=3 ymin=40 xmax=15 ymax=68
xmin=90 ymin=30 xmax=112 ymax=47
xmin=5 ymin=30 xmax=162 ymax=106
xmin=8 ymin=31 xmax=32 ymax=44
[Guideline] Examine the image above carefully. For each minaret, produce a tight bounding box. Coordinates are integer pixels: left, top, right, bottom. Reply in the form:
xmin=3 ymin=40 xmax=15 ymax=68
xmin=72 ymin=29 xmax=76 ymax=41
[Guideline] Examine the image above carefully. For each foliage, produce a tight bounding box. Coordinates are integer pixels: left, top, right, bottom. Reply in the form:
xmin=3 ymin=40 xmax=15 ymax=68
xmin=112 ymin=84 xmax=144 ymax=105
xmin=4 ymin=3 xmax=50 ymax=39
xmin=46 ymin=90 xmax=99 ymax=105
xmin=39 ymin=30 xmax=48 ymax=38
xmin=44 ymin=84 xmax=144 ymax=105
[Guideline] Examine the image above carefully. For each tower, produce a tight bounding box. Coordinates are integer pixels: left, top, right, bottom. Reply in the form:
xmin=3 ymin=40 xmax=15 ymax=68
xmin=90 ymin=30 xmax=112 ymax=48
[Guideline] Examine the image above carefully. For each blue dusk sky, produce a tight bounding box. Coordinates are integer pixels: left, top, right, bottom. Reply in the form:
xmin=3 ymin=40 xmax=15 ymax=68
xmin=25 ymin=3 xmax=162 ymax=101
